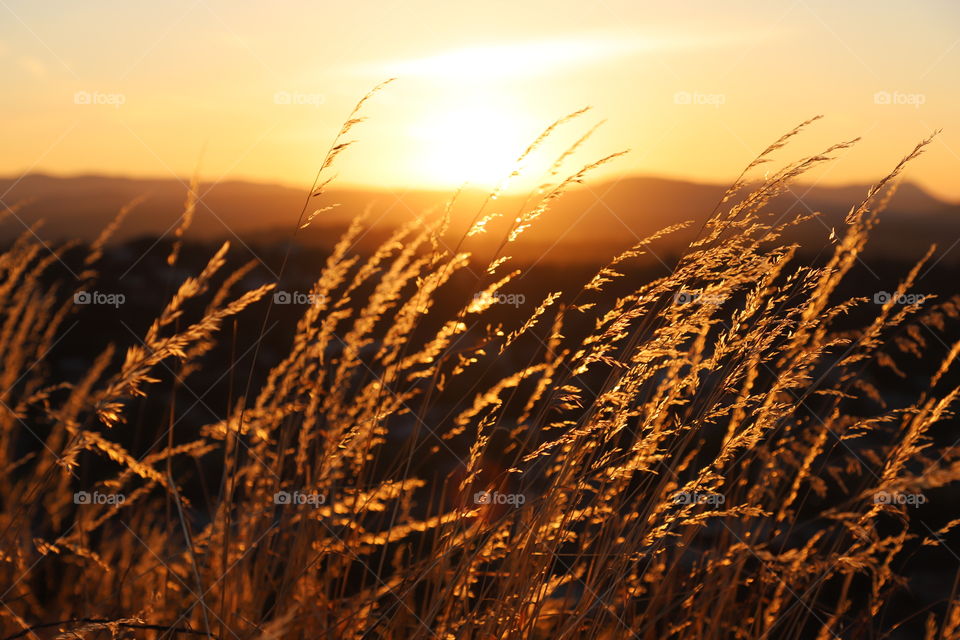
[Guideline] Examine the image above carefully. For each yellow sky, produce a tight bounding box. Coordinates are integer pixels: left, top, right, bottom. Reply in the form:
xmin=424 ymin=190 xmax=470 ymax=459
xmin=2 ymin=0 xmax=959 ymax=201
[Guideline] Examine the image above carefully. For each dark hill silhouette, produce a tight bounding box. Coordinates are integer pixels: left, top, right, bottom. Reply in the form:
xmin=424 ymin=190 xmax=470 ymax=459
xmin=2 ymin=173 xmax=957 ymax=265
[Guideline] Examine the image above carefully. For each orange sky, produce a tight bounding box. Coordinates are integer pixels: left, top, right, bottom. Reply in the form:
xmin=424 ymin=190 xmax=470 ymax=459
xmin=2 ymin=1 xmax=959 ymax=200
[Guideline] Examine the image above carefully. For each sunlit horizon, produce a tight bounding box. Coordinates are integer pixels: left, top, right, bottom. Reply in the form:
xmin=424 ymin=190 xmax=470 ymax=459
xmin=2 ymin=0 xmax=959 ymax=201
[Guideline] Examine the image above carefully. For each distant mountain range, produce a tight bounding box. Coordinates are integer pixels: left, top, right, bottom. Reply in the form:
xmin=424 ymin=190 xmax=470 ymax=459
xmin=2 ymin=173 xmax=957 ymax=264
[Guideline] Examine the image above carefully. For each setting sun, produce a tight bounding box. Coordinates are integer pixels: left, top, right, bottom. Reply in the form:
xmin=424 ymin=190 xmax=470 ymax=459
xmin=409 ymin=101 xmax=536 ymax=188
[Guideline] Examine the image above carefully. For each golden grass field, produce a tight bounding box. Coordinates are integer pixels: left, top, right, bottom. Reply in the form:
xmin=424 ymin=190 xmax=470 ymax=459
xmin=3 ymin=93 xmax=960 ymax=639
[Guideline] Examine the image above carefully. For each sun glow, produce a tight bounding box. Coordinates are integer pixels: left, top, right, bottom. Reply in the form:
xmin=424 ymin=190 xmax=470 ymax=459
xmin=384 ymin=39 xmax=641 ymax=80
xmin=409 ymin=102 xmax=537 ymax=188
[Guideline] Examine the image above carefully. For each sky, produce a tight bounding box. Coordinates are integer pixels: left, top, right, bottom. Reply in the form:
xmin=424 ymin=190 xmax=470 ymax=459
xmin=2 ymin=0 xmax=959 ymax=200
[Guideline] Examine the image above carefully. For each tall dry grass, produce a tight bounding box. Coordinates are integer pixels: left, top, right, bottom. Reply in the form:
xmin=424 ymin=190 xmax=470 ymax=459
xmin=1 ymin=102 xmax=960 ymax=639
